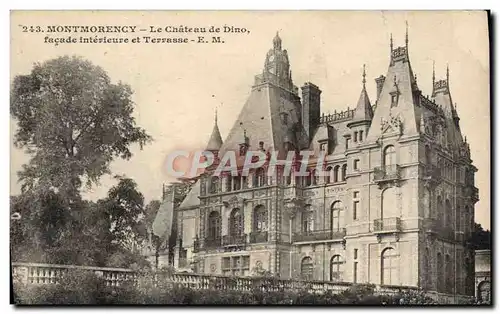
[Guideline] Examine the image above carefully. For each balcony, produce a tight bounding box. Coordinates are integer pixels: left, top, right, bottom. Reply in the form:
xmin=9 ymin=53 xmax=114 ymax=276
xmin=249 ymin=231 xmax=268 ymax=244
xmin=373 ymin=217 xmax=401 ymax=233
xmin=204 ymin=237 xmax=221 ymax=249
xmin=222 ymin=234 xmax=247 ymax=247
xmin=373 ymin=165 xmax=401 ymax=184
xmin=292 ymin=228 xmax=346 ymax=242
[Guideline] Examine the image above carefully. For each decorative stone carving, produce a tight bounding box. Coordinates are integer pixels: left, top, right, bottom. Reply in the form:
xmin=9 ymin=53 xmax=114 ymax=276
xmin=380 ymin=114 xmax=403 ymax=136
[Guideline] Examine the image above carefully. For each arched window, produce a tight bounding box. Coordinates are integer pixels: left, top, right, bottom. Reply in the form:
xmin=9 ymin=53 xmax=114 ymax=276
xmin=300 ymin=257 xmax=314 ymax=280
xmin=330 ymin=255 xmax=344 ymax=281
xmin=333 ymin=165 xmax=340 ymax=182
xmin=437 ymin=252 xmax=444 ymax=292
xmin=331 ymin=201 xmax=344 ymax=232
xmin=445 ymin=254 xmax=454 ymax=293
xmin=302 ymin=205 xmax=314 ymax=233
xmin=253 ymin=205 xmax=268 ymax=232
xmin=229 ymin=208 xmax=243 ymax=237
xmin=233 ymin=175 xmax=241 ymax=191
xmin=341 ymin=164 xmax=347 ymax=181
xmin=381 ymin=187 xmax=397 ymax=219
xmin=325 ymin=166 xmax=332 ymax=184
xmin=383 ymin=145 xmax=396 ymax=168
xmin=425 ymin=145 xmax=432 ymax=165
xmin=210 ymin=176 xmax=219 ymax=194
xmin=208 ymin=211 xmax=221 ymax=240
xmin=381 ymin=247 xmax=399 ymax=285
xmin=445 ymin=199 xmax=453 ymax=228
xmin=478 ymin=281 xmax=491 ymax=303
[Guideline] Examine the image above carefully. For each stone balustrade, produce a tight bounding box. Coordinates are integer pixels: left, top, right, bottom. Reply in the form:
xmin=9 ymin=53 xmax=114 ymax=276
xmin=12 ymin=262 xmax=473 ymax=304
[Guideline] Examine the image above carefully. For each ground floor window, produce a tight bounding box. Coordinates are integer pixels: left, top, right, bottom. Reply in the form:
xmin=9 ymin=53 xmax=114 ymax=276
xmin=222 ymin=256 xmax=250 ymax=276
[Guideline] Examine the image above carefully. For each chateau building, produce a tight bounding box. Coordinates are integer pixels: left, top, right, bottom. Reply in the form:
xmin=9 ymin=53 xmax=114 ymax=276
xmin=152 ymin=30 xmax=479 ymax=296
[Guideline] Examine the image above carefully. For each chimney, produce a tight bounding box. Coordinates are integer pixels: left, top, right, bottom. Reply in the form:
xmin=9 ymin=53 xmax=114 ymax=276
xmin=375 ymin=75 xmax=386 ymax=101
xmin=301 ymin=82 xmax=322 ymax=142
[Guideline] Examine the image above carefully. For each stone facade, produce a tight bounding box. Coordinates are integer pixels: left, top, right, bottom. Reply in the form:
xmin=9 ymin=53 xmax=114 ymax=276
xmin=154 ymin=30 xmax=479 ymax=296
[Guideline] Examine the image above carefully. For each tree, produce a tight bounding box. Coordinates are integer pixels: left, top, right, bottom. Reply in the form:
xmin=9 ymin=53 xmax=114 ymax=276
xmin=470 ymin=223 xmax=491 ymax=250
xmin=11 ymin=55 xmax=152 ymax=198
xmin=101 ymin=177 xmax=148 ymax=251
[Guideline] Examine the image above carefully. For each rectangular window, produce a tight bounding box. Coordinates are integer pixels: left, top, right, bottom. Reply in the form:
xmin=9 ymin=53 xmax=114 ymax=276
xmin=223 ymin=256 xmax=251 ymax=276
xmin=354 ymin=159 xmax=360 ymax=170
xmin=353 ymin=191 xmax=359 ymax=199
xmin=354 ymin=131 xmax=358 ymax=142
xmin=359 ymin=131 xmax=363 ymax=141
xmin=353 ymin=262 xmax=358 ymax=284
xmin=354 ymin=249 xmax=358 ymax=260
xmin=353 ymin=201 xmax=359 ymax=220
xmin=345 ymin=138 xmax=350 ymax=150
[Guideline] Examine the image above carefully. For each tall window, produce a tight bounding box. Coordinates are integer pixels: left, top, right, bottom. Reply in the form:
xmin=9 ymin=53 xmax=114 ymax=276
xmin=359 ymin=130 xmax=363 ymax=142
xmin=302 ymin=205 xmax=314 ymax=233
xmin=253 ymin=205 xmax=268 ymax=232
xmin=437 ymin=196 xmax=444 ymax=226
xmin=330 ymin=255 xmax=344 ymax=281
xmin=425 ymin=248 xmax=432 ymax=289
xmin=383 ymin=145 xmax=396 ymax=168
xmin=300 ymin=257 xmax=314 ymax=280
xmin=381 ymin=247 xmax=399 ymax=285
xmin=333 ymin=166 xmax=340 ymax=182
xmin=341 ymin=164 xmax=347 ymax=181
xmin=423 ymin=188 xmax=431 ymax=219
xmin=305 ymin=168 xmax=312 ymax=186
xmin=208 ymin=211 xmax=221 ymax=240
xmin=233 ymin=175 xmax=241 ymax=191
xmin=331 ymin=201 xmax=344 ymax=232
xmin=325 ymin=166 xmax=332 ymax=184
xmin=226 ymin=175 xmax=233 ymax=192
xmin=254 ymin=168 xmax=266 ymax=187
xmin=437 ymin=252 xmax=444 ymax=292
xmin=445 ymin=199 xmax=453 ymax=228
xmin=425 ymin=145 xmax=432 ymax=165
xmin=210 ymin=176 xmax=219 ymax=194
xmin=353 ymin=159 xmax=360 ymax=171
xmin=229 ymin=208 xmax=243 ymax=237
xmin=445 ymin=254 xmax=454 ymax=293
xmin=478 ymin=281 xmax=491 ymax=303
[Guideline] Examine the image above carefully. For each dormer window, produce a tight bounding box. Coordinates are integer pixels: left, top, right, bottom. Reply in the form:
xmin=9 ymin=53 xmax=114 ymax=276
xmin=391 ymin=93 xmax=398 ymax=107
xmin=319 ymin=141 xmax=328 ymax=153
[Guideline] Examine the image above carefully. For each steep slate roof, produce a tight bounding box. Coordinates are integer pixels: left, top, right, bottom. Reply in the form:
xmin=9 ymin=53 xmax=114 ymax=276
xmin=178 ymin=180 xmax=201 ymax=209
xmin=366 ymin=42 xmax=421 ymax=141
xmin=432 ymin=66 xmax=464 ymax=147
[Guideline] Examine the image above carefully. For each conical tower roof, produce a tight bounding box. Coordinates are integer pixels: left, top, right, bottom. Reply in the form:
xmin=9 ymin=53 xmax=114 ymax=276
xmin=351 ymin=64 xmax=373 ymax=124
xmin=206 ymin=110 xmax=223 ymax=151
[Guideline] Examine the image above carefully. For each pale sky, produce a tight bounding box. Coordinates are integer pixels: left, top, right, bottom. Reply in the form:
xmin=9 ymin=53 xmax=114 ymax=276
xmin=10 ymin=11 xmax=490 ymax=229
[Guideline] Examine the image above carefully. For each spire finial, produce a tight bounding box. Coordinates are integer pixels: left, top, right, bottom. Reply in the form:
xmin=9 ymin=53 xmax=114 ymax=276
xmin=405 ymin=20 xmax=409 ymax=48
xmin=390 ymin=33 xmax=393 ymax=52
xmin=273 ymin=31 xmax=282 ymax=50
xmin=362 ymin=64 xmax=366 ymax=89
xmin=214 ymin=108 xmax=218 ymax=124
